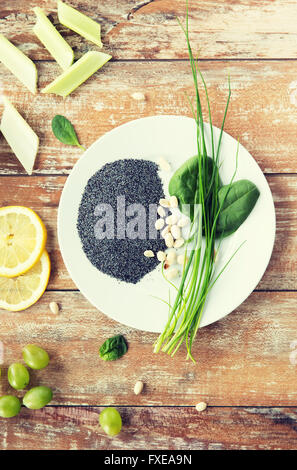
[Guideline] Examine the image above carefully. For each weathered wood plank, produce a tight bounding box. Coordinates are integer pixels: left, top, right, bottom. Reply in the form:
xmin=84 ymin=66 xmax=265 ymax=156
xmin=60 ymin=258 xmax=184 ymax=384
xmin=0 ymin=60 xmax=297 ymax=174
xmin=0 ymin=406 xmax=296 ymax=450
xmin=0 ymin=291 xmax=296 ymax=406
xmin=0 ymin=175 xmax=295 ymax=291
xmin=2 ymin=0 xmax=297 ymax=60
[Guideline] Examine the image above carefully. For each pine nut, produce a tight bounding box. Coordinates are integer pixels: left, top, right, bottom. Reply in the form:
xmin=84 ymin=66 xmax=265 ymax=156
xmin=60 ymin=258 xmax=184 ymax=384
xmin=49 ymin=302 xmax=59 ymax=315
xmin=195 ymin=402 xmax=207 ymax=412
xmin=174 ymin=238 xmax=185 ymax=249
xmin=166 ymin=249 xmax=177 ymax=265
xmin=161 ymin=225 xmax=171 ymax=238
xmin=158 ymin=157 xmax=171 ymax=172
xmin=166 ymin=214 xmax=178 ymax=225
xmin=155 ymin=218 xmax=165 ymax=230
xmin=131 ymin=92 xmax=146 ymax=101
xmin=178 ymin=216 xmax=190 ymax=228
xmin=159 ymin=198 xmax=171 ymax=208
xmin=157 ymin=206 xmax=166 ymax=218
xmin=177 ymin=254 xmax=188 ymax=265
xmin=170 ymin=195 xmax=178 ymax=208
xmin=134 ymin=380 xmax=144 ymax=395
xmin=171 ymin=225 xmax=181 ymax=240
xmin=166 ymin=267 xmax=178 ymax=280
xmin=157 ymin=251 xmax=166 ymax=262
xmin=164 ymin=233 xmax=174 ymax=248
xmin=144 ymin=250 xmax=154 ymax=258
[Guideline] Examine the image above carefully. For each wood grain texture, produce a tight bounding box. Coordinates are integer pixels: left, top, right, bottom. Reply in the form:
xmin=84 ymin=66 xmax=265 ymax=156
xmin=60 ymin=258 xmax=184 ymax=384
xmin=1 ymin=60 xmax=297 ymax=174
xmin=0 ymin=406 xmax=296 ymax=450
xmin=2 ymin=0 xmax=297 ymax=60
xmin=0 ymin=175 xmax=295 ymax=290
xmin=0 ymin=290 xmax=296 ymax=406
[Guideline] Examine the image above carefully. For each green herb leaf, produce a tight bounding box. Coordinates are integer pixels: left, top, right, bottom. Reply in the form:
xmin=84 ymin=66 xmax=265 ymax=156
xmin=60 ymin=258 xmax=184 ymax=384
xmin=51 ymin=115 xmax=85 ymax=150
xmin=169 ymin=155 xmax=221 ymax=220
xmin=216 ymin=179 xmax=260 ymax=237
xmin=99 ymin=335 xmax=128 ymax=361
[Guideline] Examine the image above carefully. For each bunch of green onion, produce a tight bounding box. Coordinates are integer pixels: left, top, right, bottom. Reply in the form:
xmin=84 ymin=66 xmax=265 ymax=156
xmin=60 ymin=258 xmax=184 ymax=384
xmin=154 ymin=3 xmax=241 ymax=362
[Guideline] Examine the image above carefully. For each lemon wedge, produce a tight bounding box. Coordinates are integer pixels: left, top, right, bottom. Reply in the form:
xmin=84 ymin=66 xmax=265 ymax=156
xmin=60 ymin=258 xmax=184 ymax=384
xmin=0 ymin=206 xmax=47 ymax=278
xmin=0 ymin=250 xmax=50 ymax=311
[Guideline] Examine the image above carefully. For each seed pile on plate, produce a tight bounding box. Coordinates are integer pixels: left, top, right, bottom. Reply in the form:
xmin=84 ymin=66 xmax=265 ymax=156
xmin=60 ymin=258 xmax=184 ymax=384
xmin=144 ymin=194 xmax=190 ymax=280
xmin=77 ymin=159 xmax=166 ymax=284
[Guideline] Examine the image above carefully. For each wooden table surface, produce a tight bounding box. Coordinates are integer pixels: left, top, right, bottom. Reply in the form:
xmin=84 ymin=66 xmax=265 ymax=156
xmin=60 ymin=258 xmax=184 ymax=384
xmin=0 ymin=0 xmax=297 ymax=451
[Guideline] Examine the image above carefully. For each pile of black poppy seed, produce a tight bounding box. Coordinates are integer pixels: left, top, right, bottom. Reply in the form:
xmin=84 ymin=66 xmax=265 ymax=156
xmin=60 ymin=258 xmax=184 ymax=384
xmin=77 ymin=159 xmax=166 ymax=284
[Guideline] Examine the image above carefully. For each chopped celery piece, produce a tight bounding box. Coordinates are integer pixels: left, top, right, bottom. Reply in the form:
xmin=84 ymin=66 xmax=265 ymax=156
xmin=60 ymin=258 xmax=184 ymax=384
xmin=0 ymin=97 xmax=39 ymax=175
xmin=33 ymin=7 xmax=74 ymax=70
xmin=0 ymin=34 xmax=37 ymax=94
xmin=41 ymin=51 xmax=111 ymax=97
xmin=58 ymin=0 xmax=103 ymax=48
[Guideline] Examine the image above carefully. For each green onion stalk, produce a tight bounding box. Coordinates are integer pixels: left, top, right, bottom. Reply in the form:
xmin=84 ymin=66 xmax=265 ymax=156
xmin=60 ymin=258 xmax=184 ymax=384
xmin=154 ymin=2 xmax=241 ymax=362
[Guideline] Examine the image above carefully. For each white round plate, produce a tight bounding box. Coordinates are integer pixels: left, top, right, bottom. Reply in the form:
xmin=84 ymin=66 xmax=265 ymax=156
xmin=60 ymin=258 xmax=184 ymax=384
xmin=58 ymin=116 xmax=275 ymax=332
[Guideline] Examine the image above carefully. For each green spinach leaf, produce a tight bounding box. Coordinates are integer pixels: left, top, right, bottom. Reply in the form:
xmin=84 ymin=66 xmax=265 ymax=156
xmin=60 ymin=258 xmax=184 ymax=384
xmin=169 ymin=155 xmax=221 ymax=220
xmin=216 ymin=179 xmax=260 ymax=237
xmin=99 ymin=335 xmax=128 ymax=361
xmin=51 ymin=115 xmax=85 ymax=150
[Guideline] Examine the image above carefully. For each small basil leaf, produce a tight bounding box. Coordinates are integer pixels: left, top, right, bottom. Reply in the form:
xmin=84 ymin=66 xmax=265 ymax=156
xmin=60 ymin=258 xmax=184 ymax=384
xmin=51 ymin=115 xmax=85 ymax=150
xmin=99 ymin=335 xmax=128 ymax=361
xmin=169 ymin=155 xmax=221 ymax=220
xmin=216 ymin=179 xmax=260 ymax=237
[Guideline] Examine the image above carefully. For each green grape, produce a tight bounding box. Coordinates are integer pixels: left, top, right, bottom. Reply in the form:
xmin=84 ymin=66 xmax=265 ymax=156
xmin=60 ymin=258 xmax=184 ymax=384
xmin=0 ymin=395 xmax=21 ymax=418
xmin=8 ymin=363 xmax=30 ymax=390
xmin=22 ymin=344 xmax=49 ymax=370
xmin=23 ymin=386 xmax=53 ymax=410
xmin=99 ymin=407 xmax=122 ymax=436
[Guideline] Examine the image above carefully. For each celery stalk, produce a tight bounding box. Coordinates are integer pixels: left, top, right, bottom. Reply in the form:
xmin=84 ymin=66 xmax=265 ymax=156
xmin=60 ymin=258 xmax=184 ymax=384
xmin=41 ymin=51 xmax=111 ymax=97
xmin=33 ymin=7 xmax=74 ymax=70
xmin=0 ymin=97 xmax=39 ymax=175
xmin=57 ymin=0 xmax=103 ymax=48
xmin=0 ymin=34 xmax=37 ymax=94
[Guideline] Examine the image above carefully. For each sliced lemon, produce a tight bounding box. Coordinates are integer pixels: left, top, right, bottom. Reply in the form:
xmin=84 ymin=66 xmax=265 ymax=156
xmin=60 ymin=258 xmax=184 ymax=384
xmin=0 ymin=206 xmax=47 ymax=277
xmin=0 ymin=250 xmax=50 ymax=311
